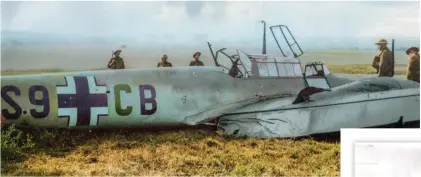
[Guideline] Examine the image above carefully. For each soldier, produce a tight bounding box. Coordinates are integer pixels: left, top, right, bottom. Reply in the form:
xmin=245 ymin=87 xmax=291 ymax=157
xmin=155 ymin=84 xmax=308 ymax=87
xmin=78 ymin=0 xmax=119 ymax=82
xmin=157 ymin=54 xmax=172 ymax=67
xmin=107 ymin=49 xmax=125 ymax=69
xmin=372 ymin=39 xmax=394 ymax=77
xmin=189 ymin=52 xmax=204 ymax=66
xmin=405 ymin=46 xmax=420 ymax=83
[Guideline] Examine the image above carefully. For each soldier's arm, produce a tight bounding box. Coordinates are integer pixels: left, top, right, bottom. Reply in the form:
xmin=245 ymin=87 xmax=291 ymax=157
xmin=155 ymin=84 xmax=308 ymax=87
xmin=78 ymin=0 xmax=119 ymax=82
xmin=406 ymin=64 xmax=412 ymax=80
xmin=372 ymin=56 xmax=379 ymax=69
xmin=108 ymin=58 xmax=116 ymax=68
xmin=372 ymin=56 xmax=380 ymax=73
xmin=189 ymin=61 xmax=193 ymax=66
xmin=108 ymin=58 xmax=115 ymax=65
xmin=408 ymin=57 xmax=417 ymax=80
xmin=122 ymin=60 xmax=125 ymax=69
xmin=169 ymin=63 xmax=172 ymax=67
xmin=157 ymin=63 xmax=160 ymax=67
xmin=378 ymin=56 xmax=385 ymax=76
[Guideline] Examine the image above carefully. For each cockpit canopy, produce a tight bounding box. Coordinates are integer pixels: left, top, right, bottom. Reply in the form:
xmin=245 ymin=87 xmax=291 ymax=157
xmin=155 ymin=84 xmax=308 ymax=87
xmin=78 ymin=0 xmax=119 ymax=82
xmin=253 ymin=56 xmax=302 ymax=77
xmin=207 ymin=24 xmax=307 ymax=79
xmin=302 ymin=61 xmax=332 ymax=89
xmin=210 ymin=48 xmax=303 ymax=78
xmin=304 ymin=61 xmax=331 ymax=77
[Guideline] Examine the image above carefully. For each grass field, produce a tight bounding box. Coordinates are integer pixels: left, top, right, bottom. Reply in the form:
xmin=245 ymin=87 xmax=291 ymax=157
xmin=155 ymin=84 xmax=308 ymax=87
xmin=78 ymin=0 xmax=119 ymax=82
xmin=1 ymin=126 xmax=339 ymax=176
xmin=0 ymin=64 xmax=408 ymax=76
xmin=0 ymin=64 xmax=408 ymax=176
xmin=328 ymin=64 xmax=407 ymax=75
xmin=1 ymin=46 xmax=411 ymax=71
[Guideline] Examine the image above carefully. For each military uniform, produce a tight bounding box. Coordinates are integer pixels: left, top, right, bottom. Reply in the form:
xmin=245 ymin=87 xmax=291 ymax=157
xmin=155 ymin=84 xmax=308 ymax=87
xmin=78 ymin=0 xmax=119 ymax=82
xmin=107 ymin=56 xmax=125 ymax=69
xmin=372 ymin=39 xmax=394 ymax=77
xmin=406 ymin=55 xmax=420 ymax=83
xmin=190 ymin=52 xmax=204 ymax=66
xmin=157 ymin=62 xmax=172 ymax=67
xmin=189 ymin=60 xmax=204 ymax=66
xmin=406 ymin=47 xmax=420 ymax=83
xmin=158 ymin=54 xmax=172 ymax=67
xmin=378 ymin=47 xmax=394 ymax=77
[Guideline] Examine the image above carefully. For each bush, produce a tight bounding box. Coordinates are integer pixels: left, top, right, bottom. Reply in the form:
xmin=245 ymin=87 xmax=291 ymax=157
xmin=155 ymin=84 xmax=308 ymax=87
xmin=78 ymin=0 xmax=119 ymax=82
xmin=1 ymin=125 xmax=35 ymax=163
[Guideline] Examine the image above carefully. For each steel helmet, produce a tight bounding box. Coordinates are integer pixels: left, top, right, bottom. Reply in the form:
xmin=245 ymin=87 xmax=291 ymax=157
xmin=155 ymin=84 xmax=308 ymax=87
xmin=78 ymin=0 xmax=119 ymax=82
xmin=375 ymin=39 xmax=388 ymax=44
xmin=193 ymin=52 xmax=201 ymax=58
xmin=406 ymin=46 xmax=420 ymax=55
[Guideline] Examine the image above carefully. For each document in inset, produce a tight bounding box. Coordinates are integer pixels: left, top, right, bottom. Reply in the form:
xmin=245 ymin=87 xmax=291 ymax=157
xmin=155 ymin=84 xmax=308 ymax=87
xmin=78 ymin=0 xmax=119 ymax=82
xmin=354 ymin=142 xmax=421 ymax=177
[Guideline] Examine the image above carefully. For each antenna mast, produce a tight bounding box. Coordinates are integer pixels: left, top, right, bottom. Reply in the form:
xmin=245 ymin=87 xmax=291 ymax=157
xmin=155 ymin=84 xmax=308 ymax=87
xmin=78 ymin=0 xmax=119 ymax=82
xmin=259 ymin=20 xmax=267 ymax=55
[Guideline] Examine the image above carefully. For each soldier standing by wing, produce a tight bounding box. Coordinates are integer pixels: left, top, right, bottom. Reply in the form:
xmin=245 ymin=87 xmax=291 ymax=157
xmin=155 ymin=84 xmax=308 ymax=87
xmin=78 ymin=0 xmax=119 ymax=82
xmin=189 ymin=52 xmax=204 ymax=66
xmin=405 ymin=47 xmax=420 ymax=83
xmin=372 ymin=39 xmax=394 ymax=77
xmin=157 ymin=54 xmax=173 ymax=67
xmin=107 ymin=49 xmax=125 ymax=69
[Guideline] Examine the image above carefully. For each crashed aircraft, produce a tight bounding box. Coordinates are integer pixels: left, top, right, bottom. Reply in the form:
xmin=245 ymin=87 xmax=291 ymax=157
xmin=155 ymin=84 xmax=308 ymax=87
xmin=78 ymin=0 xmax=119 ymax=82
xmin=1 ymin=24 xmax=419 ymax=138
xmin=0 ymin=55 xmax=349 ymax=129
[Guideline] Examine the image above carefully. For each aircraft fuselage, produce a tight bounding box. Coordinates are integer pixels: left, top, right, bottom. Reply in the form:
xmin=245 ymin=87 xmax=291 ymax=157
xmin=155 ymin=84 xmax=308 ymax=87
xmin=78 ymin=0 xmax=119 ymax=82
xmin=1 ymin=66 xmax=312 ymax=129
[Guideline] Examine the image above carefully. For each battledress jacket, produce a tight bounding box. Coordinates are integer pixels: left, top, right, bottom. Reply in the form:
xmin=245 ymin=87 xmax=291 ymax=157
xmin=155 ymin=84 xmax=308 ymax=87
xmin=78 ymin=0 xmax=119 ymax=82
xmin=406 ymin=54 xmax=420 ymax=83
xmin=375 ymin=48 xmax=394 ymax=77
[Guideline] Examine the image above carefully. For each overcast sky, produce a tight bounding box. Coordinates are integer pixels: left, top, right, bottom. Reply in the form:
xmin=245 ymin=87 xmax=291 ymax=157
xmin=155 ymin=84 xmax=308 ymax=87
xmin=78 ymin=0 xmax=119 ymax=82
xmin=1 ymin=1 xmax=420 ymax=41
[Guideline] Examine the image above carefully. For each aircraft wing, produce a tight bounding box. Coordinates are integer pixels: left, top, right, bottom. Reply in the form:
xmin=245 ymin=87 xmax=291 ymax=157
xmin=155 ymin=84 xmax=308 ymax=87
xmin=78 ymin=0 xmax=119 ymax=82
xmin=218 ymin=78 xmax=420 ymax=138
xmin=186 ymin=93 xmax=293 ymax=125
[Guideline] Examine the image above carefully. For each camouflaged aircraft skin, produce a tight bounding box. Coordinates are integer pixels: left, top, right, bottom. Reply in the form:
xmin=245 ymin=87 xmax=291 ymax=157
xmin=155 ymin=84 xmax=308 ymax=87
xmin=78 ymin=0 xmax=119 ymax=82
xmin=1 ymin=66 xmax=312 ymax=129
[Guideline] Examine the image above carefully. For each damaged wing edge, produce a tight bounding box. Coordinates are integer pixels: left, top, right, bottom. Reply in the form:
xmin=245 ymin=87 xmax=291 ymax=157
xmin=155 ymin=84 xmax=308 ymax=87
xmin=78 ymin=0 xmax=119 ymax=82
xmin=183 ymin=93 xmax=293 ymax=125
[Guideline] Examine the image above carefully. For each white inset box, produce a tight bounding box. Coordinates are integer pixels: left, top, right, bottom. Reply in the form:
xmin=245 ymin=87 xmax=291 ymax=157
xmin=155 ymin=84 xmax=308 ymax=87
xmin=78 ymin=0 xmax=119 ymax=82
xmin=341 ymin=129 xmax=421 ymax=177
xmin=354 ymin=142 xmax=421 ymax=177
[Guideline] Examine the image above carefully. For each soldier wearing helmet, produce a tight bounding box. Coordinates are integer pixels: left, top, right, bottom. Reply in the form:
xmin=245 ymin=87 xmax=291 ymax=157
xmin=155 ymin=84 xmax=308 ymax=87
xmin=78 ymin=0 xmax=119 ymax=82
xmin=157 ymin=54 xmax=173 ymax=67
xmin=107 ymin=49 xmax=125 ymax=69
xmin=405 ymin=46 xmax=420 ymax=83
xmin=372 ymin=39 xmax=394 ymax=77
xmin=189 ymin=52 xmax=204 ymax=66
